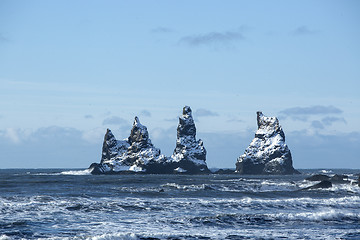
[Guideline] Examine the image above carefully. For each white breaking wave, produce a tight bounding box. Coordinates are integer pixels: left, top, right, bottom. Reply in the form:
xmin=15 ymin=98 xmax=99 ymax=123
xmin=60 ymin=169 xmax=92 ymax=175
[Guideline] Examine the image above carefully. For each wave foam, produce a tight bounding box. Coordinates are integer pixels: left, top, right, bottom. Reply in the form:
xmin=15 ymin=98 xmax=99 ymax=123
xmin=60 ymin=169 xmax=91 ymax=175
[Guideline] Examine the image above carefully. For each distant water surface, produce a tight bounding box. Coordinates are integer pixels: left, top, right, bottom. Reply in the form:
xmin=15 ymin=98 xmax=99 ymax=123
xmin=0 ymin=168 xmax=359 ymax=239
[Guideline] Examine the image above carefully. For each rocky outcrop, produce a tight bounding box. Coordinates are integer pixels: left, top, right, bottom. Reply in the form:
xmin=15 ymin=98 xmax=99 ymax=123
xmin=213 ymin=169 xmax=236 ymax=174
xmin=305 ymin=174 xmax=350 ymax=184
xmin=236 ymin=112 xmax=299 ymax=175
xmin=89 ymin=117 xmax=167 ymax=174
xmin=89 ymin=107 xmax=210 ymax=174
xmin=169 ymin=106 xmax=210 ymax=174
xmin=302 ymin=180 xmax=332 ymax=190
xmin=305 ymin=174 xmax=330 ymax=181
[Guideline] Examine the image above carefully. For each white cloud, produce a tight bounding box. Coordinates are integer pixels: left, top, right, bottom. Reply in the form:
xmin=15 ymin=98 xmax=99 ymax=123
xmin=82 ymin=128 xmax=106 ymax=144
xmin=4 ymin=128 xmax=21 ymax=144
xmin=311 ymin=120 xmax=324 ymax=129
xmin=0 ymin=124 xmax=359 ymax=169
xmin=151 ymin=27 xmax=173 ymax=34
xmin=292 ymin=26 xmax=319 ymax=36
xmin=280 ymin=105 xmax=343 ymax=117
xmin=321 ymin=117 xmax=346 ymax=126
xmin=195 ymin=108 xmax=219 ymax=117
xmin=180 ymin=27 xmax=246 ymax=47
xmin=140 ymin=110 xmax=151 ymax=117
xmin=102 ymin=116 xmax=129 ymax=126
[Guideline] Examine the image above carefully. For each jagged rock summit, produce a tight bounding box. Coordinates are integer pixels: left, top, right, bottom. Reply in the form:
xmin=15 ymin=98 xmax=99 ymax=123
xmin=89 ymin=107 xmax=209 ymax=174
xmin=90 ymin=117 xmax=167 ymax=174
xmin=235 ymin=111 xmax=299 ymax=175
xmin=170 ymin=106 xmax=209 ymax=174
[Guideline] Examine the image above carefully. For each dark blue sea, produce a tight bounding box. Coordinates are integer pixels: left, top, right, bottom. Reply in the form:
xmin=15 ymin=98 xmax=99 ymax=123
xmin=0 ymin=169 xmax=359 ymax=240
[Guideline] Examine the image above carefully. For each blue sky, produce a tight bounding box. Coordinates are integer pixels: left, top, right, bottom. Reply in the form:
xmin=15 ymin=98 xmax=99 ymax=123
xmin=0 ymin=0 xmax=359 ymax=169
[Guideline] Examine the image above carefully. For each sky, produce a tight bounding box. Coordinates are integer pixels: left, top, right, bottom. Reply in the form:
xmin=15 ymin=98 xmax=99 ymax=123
xmin=0 ymin=0 xmax=359 ymax=169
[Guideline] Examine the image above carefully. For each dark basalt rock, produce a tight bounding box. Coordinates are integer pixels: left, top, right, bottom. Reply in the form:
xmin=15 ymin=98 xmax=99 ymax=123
xmin=305 ymin=174 xmax=351 ymax=184
xmin=89 ymin=117 xmax=166 ymax=174
xmin=170 ymin=106 xmax=210 ymax=174
xmin=305 ymin=174 xmax=331 ymax=181
xmin=330 ymin=174 xmax=350 ymax=184
xmin=213 ymin=169 xmax=236 ymax=174
xmin=303 ymin=180 xmax=332 ymax=190
xmin=235 ymin=112 xmax=299 ymax=175
xmin=89 ymin=106 xmax=210 ymax=174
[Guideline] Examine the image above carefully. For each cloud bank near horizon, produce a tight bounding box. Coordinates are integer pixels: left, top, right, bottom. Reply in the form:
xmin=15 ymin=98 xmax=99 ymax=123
xmin=1 ymin=125 xmax=359 ymax=169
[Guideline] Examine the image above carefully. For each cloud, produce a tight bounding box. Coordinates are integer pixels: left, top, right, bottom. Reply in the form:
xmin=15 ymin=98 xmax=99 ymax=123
xmin=1 ymin=125 xmax=359 ymax=169
xmin=151 ymin=27 xmax=173 ymax=34
xmin=3 ymin=128 xmax=21 ymax=144
xmin=287 ymin=131 xmax=360 ymax=169
xmin=292 ymin=26 xmax=319 ymax=36
xmin=0 ymin=33 xmax=9 ymax=42
xmin=164 ymin=117 xmax=178 ymax=122
xmin=102 ymin=116 xmax=128 ymax=126
xmin=0 ymin=126 xmax=100 ymax=168
xmin=195 ymin=109 xmax=219 ymax=117
xmin=279 ymin=105 xmax=343 ymax=118
xmin=311 ymin=120 xmax=324 ymax=129
xmin=82 ymin=128 xmax=106 ymax=144
xmin=180 ymin=28 xmax=245 ymax=47
xmin=321 ymin=117 xmax=346 ymax=126
xmin=140 ymin=110 xmax=151 ymax=117
xmin=84 ymin=114 xmax=93 ymax=119
xmin=227 ymin=118 xmax=244 ymax=123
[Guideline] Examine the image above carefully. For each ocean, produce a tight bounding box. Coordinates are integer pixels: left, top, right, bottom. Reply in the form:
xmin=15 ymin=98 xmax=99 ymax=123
xmin=0 ymin=169 xmax=359 ymax=240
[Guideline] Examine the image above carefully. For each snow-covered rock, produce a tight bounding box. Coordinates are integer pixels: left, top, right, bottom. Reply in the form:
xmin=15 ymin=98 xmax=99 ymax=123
xmin=235 ymin=111 xmax=299 ymax=175
xmin=89 ymin=107 xmax=210 ymax=174
xmin=170 ymin=106 xmax=210 ymax=174
xmin=89 ymin=117 xmax=167 ymax=174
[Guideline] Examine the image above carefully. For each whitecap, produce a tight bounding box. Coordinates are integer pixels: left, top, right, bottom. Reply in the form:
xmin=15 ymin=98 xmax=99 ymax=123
xmin=60 ymin=169 xmax=91 ymax=175
xmin=0 ymin=235 xmax=11 ymax=240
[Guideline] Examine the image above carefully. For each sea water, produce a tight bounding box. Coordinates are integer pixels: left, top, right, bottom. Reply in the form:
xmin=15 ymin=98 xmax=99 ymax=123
xmin=0 ymin=169 xmax=359 ymax=239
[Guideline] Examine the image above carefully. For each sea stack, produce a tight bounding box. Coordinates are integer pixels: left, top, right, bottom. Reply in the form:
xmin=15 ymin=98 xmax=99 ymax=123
xmin=89 ymin=117 xmax=167 ymax=174
xmin=170 ymin=106 xmax=209 ymax=174
xmin=89 ymin=106 xmax=210 ymax=174
xmin=235 ymin=111 xmax=299 ymax=175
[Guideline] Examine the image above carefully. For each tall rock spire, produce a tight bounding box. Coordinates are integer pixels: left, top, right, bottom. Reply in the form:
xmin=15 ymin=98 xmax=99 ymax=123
xmin=171 ymin=106 xmax=209 ymax=174
xmin=236 ymin=111 xmax=299 ymax=175
xmin=89 ymin=107 xmax=210 ymax=174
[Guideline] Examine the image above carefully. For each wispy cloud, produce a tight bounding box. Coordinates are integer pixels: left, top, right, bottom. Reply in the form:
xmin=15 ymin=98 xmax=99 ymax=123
xmin=4 ymin=128 xmax=21 ymax=144
xmin=84 ymin=114 xmax=93 ymax=119
xmin=180 ymin=27 xmax=246 ymax=47
xmin=0 ymin=33 xmax=9 ymax=42
xmin=310 ymin=117 xmax=347 ymax=130
xmin=311 ymin=120 xmax=324 ymax=129
xmin=102 ymin=116 xmax=128 ymax=126
xmin=292 ymin=26 xmax=319 ymax=36
xmin=195 ymin=108 xmax=219 ymax=117
xmin=0 ymin=126 xmax=101 ymax=168
xmin=140 ymin=110 xmax=151 ymax=117
xmin=151 ymin=27 xmax=173 ymax=34
xmin=227 ymin=118 xmax=244 ymax=123
xmin=321 ymin=117 xmax=346 ymax=126
xmin=164 ymin=117 xmax=178 ymax=122
xmin=280 ymin=105 xmax=342 ymax=118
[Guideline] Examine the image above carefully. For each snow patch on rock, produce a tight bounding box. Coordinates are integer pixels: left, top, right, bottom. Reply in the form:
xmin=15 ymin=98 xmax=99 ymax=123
xmin=170 ymin=106 xmax=209 ymax=173
xmin=90 ymin=117 xmax=167 ymax=174
xmin=89 ymin=107 xmax=210 ymax=174
xmin=236 ymin=111 xmax=299 ymax=175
